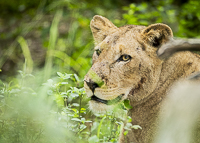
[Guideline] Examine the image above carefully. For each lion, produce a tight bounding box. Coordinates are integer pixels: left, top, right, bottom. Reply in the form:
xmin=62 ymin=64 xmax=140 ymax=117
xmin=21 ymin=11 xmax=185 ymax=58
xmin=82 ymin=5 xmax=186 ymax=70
xmin=84 ymin=15 xmax=200 ymax=143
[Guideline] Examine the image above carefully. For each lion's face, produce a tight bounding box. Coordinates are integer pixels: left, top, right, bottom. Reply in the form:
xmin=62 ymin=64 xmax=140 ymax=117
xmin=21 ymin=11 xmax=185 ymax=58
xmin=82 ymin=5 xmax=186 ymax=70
xmin=84 ymin=15 xmax=173 ymax=114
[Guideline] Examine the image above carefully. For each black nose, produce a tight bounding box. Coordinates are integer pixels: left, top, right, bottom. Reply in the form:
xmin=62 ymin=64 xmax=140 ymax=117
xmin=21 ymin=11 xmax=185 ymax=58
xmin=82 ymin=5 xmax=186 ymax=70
xmin=85 ymin=80 xmax=99 ymax=93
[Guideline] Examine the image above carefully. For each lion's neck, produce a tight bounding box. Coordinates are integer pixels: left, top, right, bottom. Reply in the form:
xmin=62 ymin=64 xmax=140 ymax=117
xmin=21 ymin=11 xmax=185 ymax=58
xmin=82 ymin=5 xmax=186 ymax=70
xmin=126 ymin=87 xmax=167 ymax=143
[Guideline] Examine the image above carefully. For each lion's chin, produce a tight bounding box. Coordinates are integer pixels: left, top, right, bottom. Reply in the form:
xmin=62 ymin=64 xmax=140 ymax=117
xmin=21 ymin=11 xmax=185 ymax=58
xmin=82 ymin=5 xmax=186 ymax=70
xmin=89 ymin=100 xmax=127 ymax=119
xmin=89 ymin=100 xmax=116 ymax=114
xmin=88 ymin=94 xmax=123 ymax=113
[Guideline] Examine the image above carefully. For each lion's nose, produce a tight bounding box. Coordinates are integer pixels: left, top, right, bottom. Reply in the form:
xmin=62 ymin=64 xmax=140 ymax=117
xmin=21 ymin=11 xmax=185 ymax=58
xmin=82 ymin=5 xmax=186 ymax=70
xmin=85 ymin=80 xmax=99 ymax=93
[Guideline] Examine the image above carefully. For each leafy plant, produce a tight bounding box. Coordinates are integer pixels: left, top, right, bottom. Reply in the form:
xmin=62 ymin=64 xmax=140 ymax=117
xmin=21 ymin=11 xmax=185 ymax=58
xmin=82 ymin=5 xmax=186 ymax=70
xmin=120 ymin=0 xmax=200 ymax=38
xmin=1 ymin=0 xmax=199 ymax=142
xmin=0 ymin=70 xmax=138 ymax=142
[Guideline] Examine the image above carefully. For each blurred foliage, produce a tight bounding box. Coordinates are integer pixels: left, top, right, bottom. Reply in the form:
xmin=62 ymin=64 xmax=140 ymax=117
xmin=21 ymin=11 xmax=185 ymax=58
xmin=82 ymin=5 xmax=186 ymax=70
xmin=0 ymin=0 xmax=200 ymax=142
xmin=120 ymin=0 xmax=200 ymax=37
xmin=0 ymin=0 xmax=125 ymax=81
xmin=0 ymin=71 xmax=79 ymax=143
xmin=0 ymin=0 xmax=200 ymax=81
xmin=0 ymin=70 xmax=134 ymax=142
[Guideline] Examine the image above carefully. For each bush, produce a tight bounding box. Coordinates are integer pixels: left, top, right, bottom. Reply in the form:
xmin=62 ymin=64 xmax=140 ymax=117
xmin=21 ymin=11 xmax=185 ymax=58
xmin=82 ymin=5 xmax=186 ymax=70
xmin=0 ymin=70 xmax=130 ymax=142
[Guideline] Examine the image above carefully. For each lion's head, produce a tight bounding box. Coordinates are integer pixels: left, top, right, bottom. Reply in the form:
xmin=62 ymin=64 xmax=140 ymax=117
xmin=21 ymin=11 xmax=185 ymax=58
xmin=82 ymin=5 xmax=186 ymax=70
xmin=84 ymin=15 xmax=173 ymax=114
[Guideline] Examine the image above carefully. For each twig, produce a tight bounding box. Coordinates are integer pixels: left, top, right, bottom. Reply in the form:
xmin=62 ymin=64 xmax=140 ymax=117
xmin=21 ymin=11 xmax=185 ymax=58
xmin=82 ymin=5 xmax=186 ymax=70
xmin=157 ymin=38 xmax=200 ymax=59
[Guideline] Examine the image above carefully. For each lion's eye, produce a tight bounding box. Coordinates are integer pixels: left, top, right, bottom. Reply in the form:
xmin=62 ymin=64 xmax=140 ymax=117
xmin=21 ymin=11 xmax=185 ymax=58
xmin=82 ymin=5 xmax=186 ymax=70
xmin=122 ymin=55 xmax=130 ymax=61
xmin=118 ymin=54 xmax=132 ymax=62
xmin=96 ymin=49 xmax=101 ymax=56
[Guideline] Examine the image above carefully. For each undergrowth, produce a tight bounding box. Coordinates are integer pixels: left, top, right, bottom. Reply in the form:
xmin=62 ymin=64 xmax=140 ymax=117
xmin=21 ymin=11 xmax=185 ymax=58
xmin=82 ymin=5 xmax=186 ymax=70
xmin=1 ymin=0 xmax=199 ymax=142
xmin=0 ymin=69 xmax=139 ymax=143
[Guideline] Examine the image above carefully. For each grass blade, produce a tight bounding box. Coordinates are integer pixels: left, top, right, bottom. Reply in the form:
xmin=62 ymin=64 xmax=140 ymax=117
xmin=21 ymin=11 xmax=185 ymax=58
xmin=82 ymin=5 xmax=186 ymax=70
xmin=18 ymin=36 xmax=33 ymax=73
xmin=44 ymin=9 xmax=63 ymax=81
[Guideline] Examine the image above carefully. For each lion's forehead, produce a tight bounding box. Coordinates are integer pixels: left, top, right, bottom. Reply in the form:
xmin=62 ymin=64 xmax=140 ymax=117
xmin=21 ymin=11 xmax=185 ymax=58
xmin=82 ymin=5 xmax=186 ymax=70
xmin=98 ymin=31 xmax=144 ymax=54
xmin=109 ymin=26 xmax=145 ymax=43
xmin=94 ymin=25 xmax=146 ymax=54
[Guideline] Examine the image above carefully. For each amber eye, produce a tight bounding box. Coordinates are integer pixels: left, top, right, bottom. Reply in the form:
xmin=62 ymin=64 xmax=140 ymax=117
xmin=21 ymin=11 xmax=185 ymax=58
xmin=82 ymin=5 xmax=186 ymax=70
xmin=96 ymin=49 xmax=101 ymax=56
xmin=117 ymin=54 xmax=132 ymax=62
xmin=122 ymin=55 xmax=130 ymax=61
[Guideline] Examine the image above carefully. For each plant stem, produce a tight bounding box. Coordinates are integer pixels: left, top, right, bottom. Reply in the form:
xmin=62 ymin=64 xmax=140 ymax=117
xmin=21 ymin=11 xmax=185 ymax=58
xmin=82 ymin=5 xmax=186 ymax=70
xmin=97 ymin=116 xmax=106 ymax=138
xmin=79 ymin=94 xmax=82 ymax=118
xmin=44 ymin=9 xmax=63 ymax=81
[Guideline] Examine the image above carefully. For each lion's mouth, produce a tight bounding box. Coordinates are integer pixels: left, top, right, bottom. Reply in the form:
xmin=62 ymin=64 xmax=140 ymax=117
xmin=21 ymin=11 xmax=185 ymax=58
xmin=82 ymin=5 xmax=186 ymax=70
xmin=90 ymin=94 xmax=124 ymax=105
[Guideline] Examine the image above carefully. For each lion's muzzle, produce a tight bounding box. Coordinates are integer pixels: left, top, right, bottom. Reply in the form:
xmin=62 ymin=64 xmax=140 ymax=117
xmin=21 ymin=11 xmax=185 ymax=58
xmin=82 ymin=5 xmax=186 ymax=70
xmin=91 ymin=94 xmax=124 ymax=105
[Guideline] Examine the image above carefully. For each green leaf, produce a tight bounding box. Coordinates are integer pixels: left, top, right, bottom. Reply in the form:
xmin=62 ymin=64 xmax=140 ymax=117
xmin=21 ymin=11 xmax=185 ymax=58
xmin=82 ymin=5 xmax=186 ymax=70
xmin=81 ymin=131 xmax=90 ymax=135
xmin=85 ymin=120 xmax=92 ymax=123
xmin=44 ymin=79 xmax=53 ymax=86
xmin=115 ymin=121 xmax=123 ymax=125
xmin=54 ymin=93 xmax=64 ymax=107
xmin=71 ymin=118 xmax=81 ymax=122
xmin=124 ymin=130 xmax=129 ymax=136
xmin=63 ymin=73 xmax=72 ymax=79
xmin=80 ymin=124 xmax=87 ymax=130
xmin=71 ymin=108 xmax=78 ymax=113
xmin=91 ymin=122 xmax=99 ymax=132
xmin=123 ymin=99 xmax=133 ymax=109
xmin=70 ymin=93 xmax=79 ymax=98
xmin=74 ymin=74 xmax=79 ymax=82
xmin=78 ymin=88 xmax=85 ymax=94
xmin=57 ymin=72 xmax=63 ymax=77
xmin=81 ymin=118 xmax=85 ymax=123
xmin=57 ymin=72 xmax=72 ymax=80
xmin=61 ymin=82 xmax=68 ymax=85
xmin=61 ymin=92 xmax=67 ymax=97
xmin=97 ymin=116 xmax=106 ymax=138
xmin=132 ymin=125 xmax=142 ymax=130
xmin=9 ymin=89 xmax=21 ymax=93
xmin=80 ymin=108 xmax=86 ymax=113
xmin=81 ymin=108 xmax=86 ymax=111
xmin=72 ymin=103 xmax=79 ymax=107
xmin=127 ymin=116 xmax=132 ymax=123
xmin=124 ymin=123 xmax=132 ymax=130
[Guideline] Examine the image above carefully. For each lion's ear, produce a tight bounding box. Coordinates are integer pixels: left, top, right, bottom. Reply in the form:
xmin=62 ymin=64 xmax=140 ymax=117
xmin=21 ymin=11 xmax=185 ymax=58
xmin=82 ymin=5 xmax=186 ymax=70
xmin=141 ymin=23 xmax=173 ymax=48
xmin=90 ymin=15 xmax=118 ymax=45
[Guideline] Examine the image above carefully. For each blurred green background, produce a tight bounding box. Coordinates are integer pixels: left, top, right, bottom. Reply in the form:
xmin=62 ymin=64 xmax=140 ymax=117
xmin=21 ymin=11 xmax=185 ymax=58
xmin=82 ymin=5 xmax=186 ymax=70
xmin=0 ymin=0 xmax=200 ymax=82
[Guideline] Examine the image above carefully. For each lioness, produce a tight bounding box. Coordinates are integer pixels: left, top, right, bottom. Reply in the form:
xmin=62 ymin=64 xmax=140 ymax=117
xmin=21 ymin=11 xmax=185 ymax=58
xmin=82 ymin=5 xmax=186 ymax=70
xmin=84 ymin=15 xmax=200 ymax=143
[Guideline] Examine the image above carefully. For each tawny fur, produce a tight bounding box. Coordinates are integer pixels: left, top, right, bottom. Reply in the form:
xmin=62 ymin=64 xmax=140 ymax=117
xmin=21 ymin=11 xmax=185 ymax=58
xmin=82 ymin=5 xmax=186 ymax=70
xmin=154 ymin=79 xmax=200 ymax=143
xmin=84 ymin=15 xmax=200 ymax=143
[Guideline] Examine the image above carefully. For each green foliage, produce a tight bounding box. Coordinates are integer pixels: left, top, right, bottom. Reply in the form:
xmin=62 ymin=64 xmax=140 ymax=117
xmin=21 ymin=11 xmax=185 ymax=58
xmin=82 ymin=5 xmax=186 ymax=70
xmin=0 ymin=71 xmax=75 ymax=143
xmin=0 ymin=70 xmax=135 ymax=142
xmin=123 ymin=99 xmax=133 ymax=110
xmin=121 ymin=0 xmax=200 ymax=38
xmin=122 ymin=2 xmax=176 ymax=25
xmin=18 ymin=36 xmax=33 ymax=74
xmin=0 ymin=0 xmax=123 ymax=80
xmin=1 ymin=0 xmax=199 ymax=142
xmin=177 ymin=0 xmax=200 ymax=37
